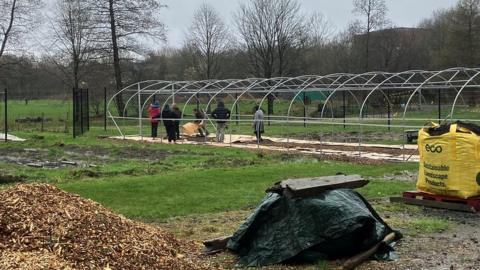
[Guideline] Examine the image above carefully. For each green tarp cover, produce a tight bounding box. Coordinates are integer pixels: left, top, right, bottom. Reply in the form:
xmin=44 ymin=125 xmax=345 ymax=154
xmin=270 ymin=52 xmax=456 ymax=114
xmin=227 ymin=189 xmax=397 ymax=267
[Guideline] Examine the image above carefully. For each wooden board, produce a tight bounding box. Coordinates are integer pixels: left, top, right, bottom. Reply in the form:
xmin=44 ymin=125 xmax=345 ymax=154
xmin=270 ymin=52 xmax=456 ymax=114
xmin=280 ymin=175 xmax=369 ymax=198
xmin=390 ymin=197 xmax=477 ymax=213
xmin=202 ymin=236 xmax=231 ymax=255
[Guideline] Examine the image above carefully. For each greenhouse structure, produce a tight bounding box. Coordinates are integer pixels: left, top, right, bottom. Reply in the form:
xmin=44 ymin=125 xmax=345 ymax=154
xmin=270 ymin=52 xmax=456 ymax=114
xmin=107 ymin=67 xmax=480 ymax=152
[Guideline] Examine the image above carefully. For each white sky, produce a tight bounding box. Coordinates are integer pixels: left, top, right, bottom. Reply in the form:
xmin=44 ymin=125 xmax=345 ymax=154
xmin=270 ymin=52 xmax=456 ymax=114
xmin=162 ymin=0 xmax=458 ymax=48
xmin=35 ymin=0 xmax=459 ymax=53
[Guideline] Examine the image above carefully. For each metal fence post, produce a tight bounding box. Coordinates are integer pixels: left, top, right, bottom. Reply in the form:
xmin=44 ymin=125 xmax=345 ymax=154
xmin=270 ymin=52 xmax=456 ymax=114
xmin=4 ymin=89 xmax=7 ymax=142
xmin=438 ymin=89 xmax=441 ymax=123
xmin=72 ymin=87 xmax=76 ymax=139
xmin=80 ymin=89 xmax=84 ymax=134
xmin=104 ymin=87 xmax=107 ymax=131
xmin=235 ymin=92 xmax=239 ymax=126
xmin=342 ymin=90 xmax=346 ymax=129
xmin=86 ymin=89 xmax=90 ymax=131
xmin=387 ymin=89 xmax=391 ymax=131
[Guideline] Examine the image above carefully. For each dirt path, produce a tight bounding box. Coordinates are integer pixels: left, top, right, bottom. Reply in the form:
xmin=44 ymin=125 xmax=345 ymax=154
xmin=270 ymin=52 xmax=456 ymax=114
xmin=113 ymin=134 xmax=419 ymax=163
xmin=361 ymin=208 xmax=480 ymax=270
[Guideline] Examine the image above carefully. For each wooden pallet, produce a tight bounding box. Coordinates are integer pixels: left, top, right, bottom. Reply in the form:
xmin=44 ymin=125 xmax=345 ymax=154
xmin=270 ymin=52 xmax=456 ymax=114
xmin=390 ymin=191 xmax=480 ymax=213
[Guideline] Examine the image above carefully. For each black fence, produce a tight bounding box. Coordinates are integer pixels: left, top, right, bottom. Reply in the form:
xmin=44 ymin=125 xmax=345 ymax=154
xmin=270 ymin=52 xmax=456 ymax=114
xmin=1 ymin=89 xmax=7 ymax=141
xmin=73 ymin=88 xmax=90 ymax=138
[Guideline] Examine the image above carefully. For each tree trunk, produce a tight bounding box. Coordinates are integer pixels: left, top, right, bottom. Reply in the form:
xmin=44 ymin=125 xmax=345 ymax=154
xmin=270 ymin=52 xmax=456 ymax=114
xmin=108 ymin=0 xmax=126 ymax=116
xmin=0 ymin=0 xmax=17 ymax=60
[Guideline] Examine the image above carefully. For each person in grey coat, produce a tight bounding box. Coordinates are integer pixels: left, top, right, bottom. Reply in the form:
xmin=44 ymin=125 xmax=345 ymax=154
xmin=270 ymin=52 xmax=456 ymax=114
xmin=253 ymin=105 xmax=264 ymax=142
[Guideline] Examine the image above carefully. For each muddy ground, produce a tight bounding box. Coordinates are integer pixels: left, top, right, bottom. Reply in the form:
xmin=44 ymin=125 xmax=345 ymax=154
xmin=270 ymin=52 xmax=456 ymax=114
xmin=0 ymin=144 xmax=176 ymax=169
xmin=232 ymin=139 xmax=418 ymax=156
xmin=304 ymin=132 xmax=405 ymax=144
xmin=181 ymin=136 xmax=416 ymax=165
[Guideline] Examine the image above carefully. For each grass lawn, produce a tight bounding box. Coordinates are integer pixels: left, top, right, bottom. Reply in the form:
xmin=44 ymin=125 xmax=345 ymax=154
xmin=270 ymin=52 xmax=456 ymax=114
xmin=60 ymin=162 xmax=417 ymax=221
xmin=1 ymin=127 xmax=417 ymax=222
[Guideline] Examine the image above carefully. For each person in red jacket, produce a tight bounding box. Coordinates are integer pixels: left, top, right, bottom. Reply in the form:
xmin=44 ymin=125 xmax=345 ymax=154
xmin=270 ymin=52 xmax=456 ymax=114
xmin=148 ymin=102 xmax=161 ymax=139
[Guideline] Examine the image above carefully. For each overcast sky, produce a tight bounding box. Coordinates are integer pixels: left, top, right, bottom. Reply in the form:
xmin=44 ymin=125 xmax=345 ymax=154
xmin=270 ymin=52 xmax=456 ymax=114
xmin=161 ymin=0 xmax=458 ymax=48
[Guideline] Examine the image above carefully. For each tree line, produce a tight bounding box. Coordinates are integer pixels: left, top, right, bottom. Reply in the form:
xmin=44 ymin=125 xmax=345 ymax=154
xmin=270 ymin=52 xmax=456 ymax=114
xmin=0 ymin=0 xmax=479 ymax=113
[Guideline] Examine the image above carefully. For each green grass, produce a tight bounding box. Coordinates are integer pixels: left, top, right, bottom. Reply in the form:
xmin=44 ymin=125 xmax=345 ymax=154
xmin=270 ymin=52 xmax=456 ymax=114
xmin=406 ymin=217 xmax=453 ymax=235
xmin=59 ymin=160 xmax=416 ymax=221
xmin=0 ymin=127 xmax=418 ymax=222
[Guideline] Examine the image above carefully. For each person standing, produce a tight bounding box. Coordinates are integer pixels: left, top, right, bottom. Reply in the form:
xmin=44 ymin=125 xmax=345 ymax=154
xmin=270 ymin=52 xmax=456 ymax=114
xmin=193 ymin=108 xmax=209 ymax=137
xmin=162 ymin=104 xmax=176 ymax=143
xmin=253 ymin=105 xmax=264 ymax=142
xmin=148 ymin=102 xmax=161 ymax=139
xmin=211 ymin=101 xmax=231 ymax=142
xmin=172 ymin=103 xmax=182 ymax=140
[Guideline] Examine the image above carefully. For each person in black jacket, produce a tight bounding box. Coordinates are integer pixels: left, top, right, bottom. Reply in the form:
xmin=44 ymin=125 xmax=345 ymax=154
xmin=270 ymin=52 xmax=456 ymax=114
xmin=171 ymin=103 xmax=182 ymax=140
xmin=211 ymin=101 xmax=231 ymax=142
xmin=162 ymin=104 xmax=176 ymax=143
xmin=193 ymin=108 xmax=209 ymax=137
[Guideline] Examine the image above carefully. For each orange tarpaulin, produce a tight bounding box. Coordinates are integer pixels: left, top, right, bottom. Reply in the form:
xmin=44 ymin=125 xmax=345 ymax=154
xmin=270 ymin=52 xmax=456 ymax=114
xmin=181 ymin=122 xmax=200 ymax=136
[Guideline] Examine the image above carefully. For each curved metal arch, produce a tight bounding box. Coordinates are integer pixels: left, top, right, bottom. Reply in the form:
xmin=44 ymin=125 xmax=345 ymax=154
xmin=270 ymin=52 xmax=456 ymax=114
xmin=256 ymin=75 xmax=325 ymax=108
xmin=203 ymin=77 xmax=293 ymax=119
xmin=358 ymin=70 xmax=428 ymax=120
xmin=107 ymin=80 xmax=172 ymax=137
xmin=401 ymin=67 xmax=475 ymax=122
xmin=108 ymin=80 xmax=168 ymax=114
xmin=180 ymin=79 xmax=250 ymax=118
xmin=182 ymin=80 xmax=240 ymax=114
xmin=122 ymin=80 xmax=178 ymax=118
xmin=287 ymin=73 xmax=355 ymax=123
xmin=450 ymin=69 xmax=480 ymax=119
xmin=283 ymin=74 xmax=356 ymax=147
xmin=140 ymin=80 xmax=209 ymax=119
xmin=108 ymin=80 xmax=164 ymax=104
xmin=226 ymin=78 xmax=298 ymax=126
xmin=319 ymin=72 xmax=393 ymax=120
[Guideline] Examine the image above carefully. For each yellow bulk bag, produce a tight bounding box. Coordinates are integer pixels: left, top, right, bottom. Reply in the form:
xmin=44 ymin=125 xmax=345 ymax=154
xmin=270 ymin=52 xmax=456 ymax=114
xmin=417 ymin=122 xmax=480 ymax=199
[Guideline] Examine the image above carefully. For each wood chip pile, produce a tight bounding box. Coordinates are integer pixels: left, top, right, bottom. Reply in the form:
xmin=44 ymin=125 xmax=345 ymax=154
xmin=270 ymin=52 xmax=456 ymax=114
xmin=0 ymin=184 xmax=215 ymax=270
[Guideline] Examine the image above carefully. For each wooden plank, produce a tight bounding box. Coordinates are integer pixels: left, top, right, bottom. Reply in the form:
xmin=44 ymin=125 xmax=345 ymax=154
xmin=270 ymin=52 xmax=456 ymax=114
xmin=280 ymin=175 xmax=368 ymax=198
xmin=390 ymin=197 xmax=477 ymax=213
xmin=202 ymin=236 xmax=231 ymax=255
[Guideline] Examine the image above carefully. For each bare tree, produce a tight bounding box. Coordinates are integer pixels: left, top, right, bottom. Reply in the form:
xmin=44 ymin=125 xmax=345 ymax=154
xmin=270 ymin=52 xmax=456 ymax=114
xmin=186 ymin=3 xmax=230 ymax=80
xmin=0 ymin=0 xmax=41 ymax=61
xmin=88 ymin=0 xmax=167 ymax=115
xmin=49 ymin=0 xmax=97 ymax=91
xmin=454 ymin=0 xmax=480 ymax=66
xmin=301 ymin=12 xmax=335 ymax=74
xmin=306 ymin=12 xmax=334 ymax=48
xmin=235 ymin=0 xmax=306 ymax=78
xmin=352 ymin=0 xmax=389 ymax=71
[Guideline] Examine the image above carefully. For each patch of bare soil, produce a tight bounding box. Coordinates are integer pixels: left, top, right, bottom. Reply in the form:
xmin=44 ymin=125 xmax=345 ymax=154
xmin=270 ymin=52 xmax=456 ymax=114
xmin=236 ymin=139 xmax=417 ymax=157
xmin=361 ymin=209 xmax=480 ymax=270
xmin=0 ymin=144 xmax=180 ymax=169
xmin=305 ymin=132 xmax=404 ymax=144
xmin=0 ymin=174 xmax=26 ymax=185
xmin=63 ymin=144 xmax=175 ymax=161
xmin=0 ymin=148 xmax=82 ymax=169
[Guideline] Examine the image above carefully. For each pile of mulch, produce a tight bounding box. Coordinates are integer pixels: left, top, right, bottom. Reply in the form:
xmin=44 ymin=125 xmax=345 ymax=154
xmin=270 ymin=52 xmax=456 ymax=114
xmin=0 ymin=184 xmax=216 ymax=270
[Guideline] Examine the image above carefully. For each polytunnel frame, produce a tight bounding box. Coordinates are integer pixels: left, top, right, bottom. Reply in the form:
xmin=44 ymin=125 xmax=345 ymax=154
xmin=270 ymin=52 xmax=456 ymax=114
xmin=399 ymin=67 xmax=480 ymax=161
xmin=283 ymin=74 xmax=358 ymax=149
xmin=107 ymin=68 xmax=480 ymax=162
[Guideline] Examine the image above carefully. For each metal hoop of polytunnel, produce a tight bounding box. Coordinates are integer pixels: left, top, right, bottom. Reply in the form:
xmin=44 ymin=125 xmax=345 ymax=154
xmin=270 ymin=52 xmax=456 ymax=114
xmin=107 ymin=68 xmax=480 ymax=160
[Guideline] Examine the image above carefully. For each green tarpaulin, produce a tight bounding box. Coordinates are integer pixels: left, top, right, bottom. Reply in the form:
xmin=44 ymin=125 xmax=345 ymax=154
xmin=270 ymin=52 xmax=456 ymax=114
xmin=227 ymin=189 xmax=399 ymax=267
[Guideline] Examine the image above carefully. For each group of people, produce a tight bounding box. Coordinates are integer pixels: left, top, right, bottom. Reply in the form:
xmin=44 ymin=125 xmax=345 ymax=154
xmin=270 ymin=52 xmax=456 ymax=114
xmin=149 ymin=101 xmax=265 ymax=143
xmin=148 ymin=102 xmax=182 ymax=143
